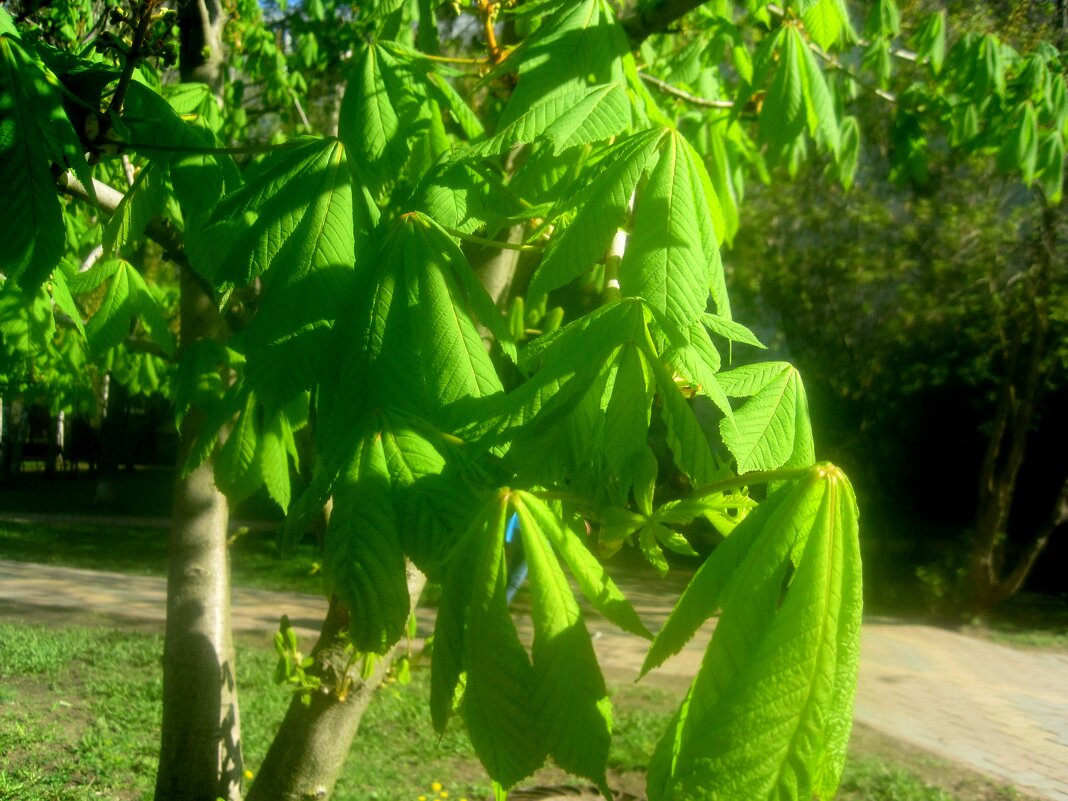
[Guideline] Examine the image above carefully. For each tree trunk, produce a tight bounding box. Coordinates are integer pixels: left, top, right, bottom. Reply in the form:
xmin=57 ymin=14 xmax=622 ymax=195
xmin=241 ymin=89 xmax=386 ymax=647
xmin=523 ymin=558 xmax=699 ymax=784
xmin=965 ymin=203 xmax=1060 ymax=614
xmin=152 ymin=5 xmax=240 ymax=798
xmin=94 ymin=373 xmax=126 ymax=506
xmin=155 ymin=269 xmax=241 ymax=801
xmin=246 ymin=564 xmax=427 ymax=801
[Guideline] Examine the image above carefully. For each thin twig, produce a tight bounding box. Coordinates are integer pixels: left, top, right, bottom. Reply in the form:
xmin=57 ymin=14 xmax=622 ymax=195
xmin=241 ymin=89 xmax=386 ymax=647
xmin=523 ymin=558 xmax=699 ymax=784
xmin=767 ymin=2 xmax=919 ymax=63
xmin=80 ymin=244 xmax=105 ymax=273
xmin=122 ymin=138 xmax=312 ymax=156
xmin=121 ymin=155 xmax=137 ymax=187
xmin=810 ymin=42 xmax=898 ymax=104
xmin=639 ymin=72 xmax=735 ymax=109
xmin=108 ymin=0 xmax=159 ymax=116
xmin=291 ymin=90 xmax=311 ymax=130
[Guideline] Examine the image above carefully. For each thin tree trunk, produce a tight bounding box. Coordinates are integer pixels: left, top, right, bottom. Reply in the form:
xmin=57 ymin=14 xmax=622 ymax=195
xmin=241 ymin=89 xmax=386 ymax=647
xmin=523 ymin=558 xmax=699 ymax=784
xmin=246 ymin=564 xmax=427 ymax=801
xmin=155 ymin=269 xmax=241 ymax=801
xmin=153 ymin=4 xmax=239 ymax=797
xmin=965 ymin=203 xmax=1058 ymax=613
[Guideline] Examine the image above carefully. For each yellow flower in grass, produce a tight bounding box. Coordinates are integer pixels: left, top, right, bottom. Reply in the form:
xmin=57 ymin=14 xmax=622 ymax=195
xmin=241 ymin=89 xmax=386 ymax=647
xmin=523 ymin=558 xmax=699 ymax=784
xmin=431 ymin=782 xmax=443 ymax=792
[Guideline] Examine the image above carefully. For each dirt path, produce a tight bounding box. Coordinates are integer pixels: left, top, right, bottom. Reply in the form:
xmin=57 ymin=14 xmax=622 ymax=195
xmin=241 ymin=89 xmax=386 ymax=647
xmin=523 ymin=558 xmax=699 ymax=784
xmin=0 ymin=558 xmax=1065 ymax=801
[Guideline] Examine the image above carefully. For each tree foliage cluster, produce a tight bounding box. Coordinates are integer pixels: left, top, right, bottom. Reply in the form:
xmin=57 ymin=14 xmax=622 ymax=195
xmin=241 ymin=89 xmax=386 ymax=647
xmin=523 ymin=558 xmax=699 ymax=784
xmin=0 ymin=0 xmax=1063 ymax=799
xmin=726 ymin=0 xmax=1068 ymax=613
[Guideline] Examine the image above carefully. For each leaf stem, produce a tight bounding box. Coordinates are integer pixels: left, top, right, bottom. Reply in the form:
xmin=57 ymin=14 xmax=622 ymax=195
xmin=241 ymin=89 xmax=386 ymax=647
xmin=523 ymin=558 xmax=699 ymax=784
xmin=688 ymin=465 xmax=827 ymax=499
xmin=440 ymin=225 xmax=543 ymax=252
xmin=419 ymin=52 xmax=491 ymax=66
xmin=477 ymin=0 xmax=504 ymax=64
xmin=120 ymin=138 xmax=315 ymax=156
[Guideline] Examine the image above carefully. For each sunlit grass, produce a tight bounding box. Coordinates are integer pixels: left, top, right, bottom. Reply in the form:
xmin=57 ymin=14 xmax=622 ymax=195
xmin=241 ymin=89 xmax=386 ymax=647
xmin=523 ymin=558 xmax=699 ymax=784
xmin=0 ymin=620 xmax=1029 ymax=801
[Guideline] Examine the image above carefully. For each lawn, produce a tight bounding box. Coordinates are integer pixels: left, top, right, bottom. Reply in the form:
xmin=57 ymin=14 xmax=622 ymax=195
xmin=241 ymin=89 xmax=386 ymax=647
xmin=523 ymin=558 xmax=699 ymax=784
xmin=0 ymin=515 xmax=1055 ymax=800
xmin=0 ymin=520 xmax=324 ymax=596
xmin=0 ymin=619 xmax=1035 ymax=801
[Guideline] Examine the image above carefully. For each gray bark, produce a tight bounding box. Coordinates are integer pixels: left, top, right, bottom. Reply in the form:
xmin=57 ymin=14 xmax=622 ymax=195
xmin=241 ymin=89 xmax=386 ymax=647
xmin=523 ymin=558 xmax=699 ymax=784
xmin=155 ymin=269 xmax=241 ymax=801
xmin=155 ymin=5 xmax=240 ymax=798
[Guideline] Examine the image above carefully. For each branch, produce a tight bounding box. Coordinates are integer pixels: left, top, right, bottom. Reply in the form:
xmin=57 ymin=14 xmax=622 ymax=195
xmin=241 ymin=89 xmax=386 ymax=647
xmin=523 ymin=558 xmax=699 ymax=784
xmin=766 ymin=3 xmax=919 ymax=64
xmin=809 ymin=42 xmax=898 ymax=104
xmin=639 ymin=72 xmax=734 ymax=109
xmin=55 ymin=169 xmax=219 ymax=304
xmin=621 ymin=0 xmax=708 ymax=48
xmin=998 ymin=477 xmax=1068 ymax=602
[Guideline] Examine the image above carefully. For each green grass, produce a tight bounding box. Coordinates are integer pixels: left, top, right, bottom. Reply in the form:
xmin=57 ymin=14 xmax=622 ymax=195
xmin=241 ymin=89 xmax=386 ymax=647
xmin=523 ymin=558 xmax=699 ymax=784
xmin=968 ymin=593 xmax=1068 ymax=651
xmin=0 ymin=621 xmax=1027 ymax=801
xmin=0 ymin=521 xmax=324 ymax=595
xmin=838 ymin=756 xmax=956 ymax=801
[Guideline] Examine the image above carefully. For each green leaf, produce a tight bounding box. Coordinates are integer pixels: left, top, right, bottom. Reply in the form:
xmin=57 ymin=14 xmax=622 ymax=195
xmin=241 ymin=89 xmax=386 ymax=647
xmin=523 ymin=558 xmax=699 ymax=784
xmin=718 ymin=362 xmax=815 ymax=474
xmin=430 ymin=502 xmax=488 ymax=733
xmin=621 ymin=131 xmax=720 ymax=332
xmin=491 ymin=0 xmax=630 ymax=133
xmin=469 ymin=83 xmax=630 ymax=157
xmin=759 ymin=29 xmax=805 ymax=162
xmin=80 ymin=259 xmax=173 ymax=356
xmin=123 ymin=82 xmax=237 ymax=224
xmin=1038 ymin=131 xmax=1064 ymax=203
xmin=404 ymin=216 xmax=505 ymax=413
xmin=102 ymin=163 xmax=165 ymax=257
xmin=424 ymin=70 xmax=485 ymax=140
xmin=604 ymin=344 xmax=656 ymax=504
xmin=379 ymin=411 xmax=476 ymax=573
xmin=911 ymin=10 xmax=946 ymax=74
xmin=796 ymin=30 xmax=840 ymax=153
xmin=83 ymin=261 xmax=132 ymax=353
xmin=802 ymin=0 xmax=846 ymax=51
xmin=181 ymin=380 xmax=246 ymax=479
xmin=863 ymin=0 xmax=900 ymax=39
xmin=206 ymin=138 xmax=356 ymax=411
xmin=0 ymin=37 xmax=69 ymax=289
xmin=647 ymin=341 xmax=724 ymax=488
xmin=512 ymin=492 xmax=612 ymax=791
xmin=837 ymin=115 xmax=860 ymax=189
xmin=641 ymin=481 xmax=797 ymax=677
xmin=338 ymin=43 xmax=429 ymax=196
xmin=530 ymin=128 xmax=664 ymax=301
xmin=663 ymin=321 xmax=733 ymax=423
xmin=702 ymin=312 xmax=765 ymax=349
xmin=194 ymin=138 xmax=352 ymax=287
xmin=174 ymin=339 xmax=232 ymax=427
xmin=978 ymin=34 xmax=1006 ymax=98
xmin=165 ymin=82 xmax=224 ymax=132
xmin=463 ymin=493 xmax=545 ymax=789
xmin=260 ymin=413 xmax=293 ymax=511
xmin=463 ymin=301 xmax=624 ymax=444
xmin=647 ymin=467 xmax=862 ymax=801
xmin=49 ymin=267 xmax=85 ymax=339
xmin=999 ymin=103 xmax=1039 ymax=184
xmin=214 ymin=391 xmax=262 ymax=505
xmin=522 ymin=492 xmax=651 ymax=640
xmin=325 ymin=421 xmax=412 ymax=653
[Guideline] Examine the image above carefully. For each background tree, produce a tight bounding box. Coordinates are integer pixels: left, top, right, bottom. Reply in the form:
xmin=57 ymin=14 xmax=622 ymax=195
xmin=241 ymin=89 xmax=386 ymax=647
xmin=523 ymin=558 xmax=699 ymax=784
xmin=727 ymin=0 xmax=1068 ymax=616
